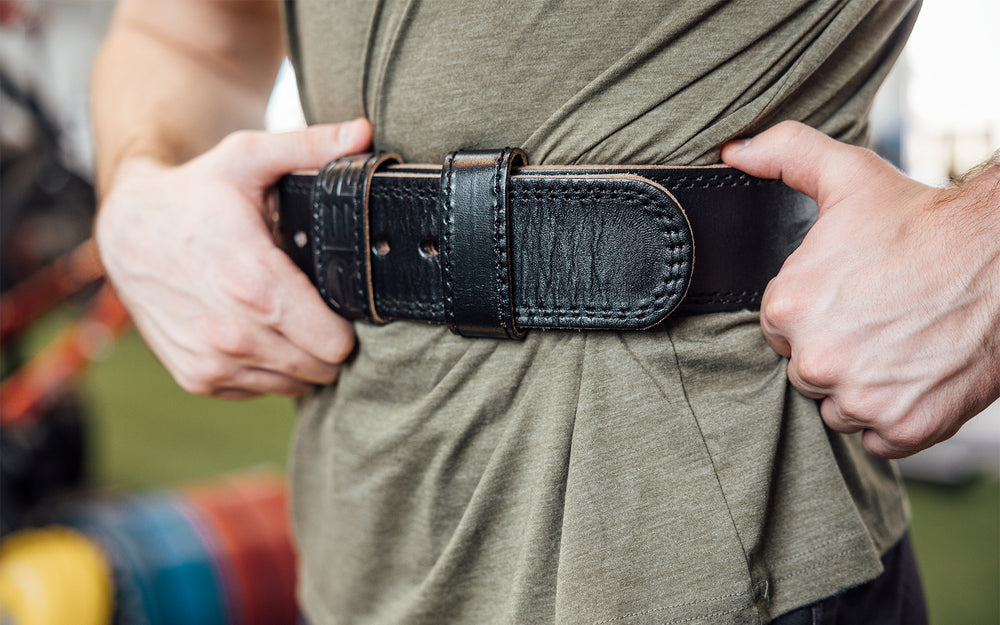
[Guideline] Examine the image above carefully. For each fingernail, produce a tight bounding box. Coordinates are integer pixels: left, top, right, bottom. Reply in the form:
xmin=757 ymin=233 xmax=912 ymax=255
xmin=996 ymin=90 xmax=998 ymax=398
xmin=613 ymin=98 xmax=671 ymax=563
xmin=728 ymin=138 xmax=752 ymax=151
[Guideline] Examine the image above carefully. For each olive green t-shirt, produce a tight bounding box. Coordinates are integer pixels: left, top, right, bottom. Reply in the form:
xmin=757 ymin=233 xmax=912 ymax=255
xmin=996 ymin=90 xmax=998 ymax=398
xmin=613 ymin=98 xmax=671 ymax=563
xmin=284 ymin=1 xmax=920 ymax=623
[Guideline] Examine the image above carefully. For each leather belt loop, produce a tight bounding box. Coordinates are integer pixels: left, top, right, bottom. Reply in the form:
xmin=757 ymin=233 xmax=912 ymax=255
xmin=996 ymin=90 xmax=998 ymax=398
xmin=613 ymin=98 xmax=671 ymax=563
xmin=440 ymin=147 xmax=528 ymax=339
xmin=311 ymin=151 xmax=401 ymax=323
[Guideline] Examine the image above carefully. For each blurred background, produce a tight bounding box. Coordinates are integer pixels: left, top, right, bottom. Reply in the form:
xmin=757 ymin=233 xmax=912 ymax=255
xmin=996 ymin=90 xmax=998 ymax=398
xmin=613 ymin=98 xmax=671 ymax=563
xmin=0 ymin=1 xmax=997 ymax=624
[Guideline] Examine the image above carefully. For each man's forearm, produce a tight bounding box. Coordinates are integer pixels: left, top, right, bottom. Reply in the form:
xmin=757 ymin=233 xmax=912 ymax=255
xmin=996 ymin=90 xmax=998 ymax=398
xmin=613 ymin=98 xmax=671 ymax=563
xmin=91 ymin=0 xmax=367 ymax=399
xmin=91 ymin=0 xmax=284 ymax=194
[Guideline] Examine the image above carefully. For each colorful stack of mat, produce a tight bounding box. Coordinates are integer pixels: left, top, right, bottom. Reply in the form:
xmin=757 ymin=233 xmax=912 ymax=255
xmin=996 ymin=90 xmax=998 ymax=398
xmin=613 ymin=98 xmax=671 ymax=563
xmin=0 ymin=527 xmax=112 ymax=625
xmin=0 ymin=471 xmax=297 ymax=625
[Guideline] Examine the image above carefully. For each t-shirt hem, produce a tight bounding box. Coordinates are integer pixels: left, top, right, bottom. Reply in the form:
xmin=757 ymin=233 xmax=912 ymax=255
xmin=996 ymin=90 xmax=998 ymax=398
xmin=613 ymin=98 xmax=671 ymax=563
xmin=762 ymin=524 xmax=909 ymax=623
xmin=296 ymin=528 xmax=908 ymax=625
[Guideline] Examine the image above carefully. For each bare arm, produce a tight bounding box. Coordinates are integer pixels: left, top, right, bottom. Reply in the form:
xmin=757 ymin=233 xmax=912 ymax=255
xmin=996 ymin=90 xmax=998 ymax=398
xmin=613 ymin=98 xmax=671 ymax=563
xmin=92 ymin=0 xmax=371 ymax=397
xmin=92 ymin=0 xmax=284 ymax=192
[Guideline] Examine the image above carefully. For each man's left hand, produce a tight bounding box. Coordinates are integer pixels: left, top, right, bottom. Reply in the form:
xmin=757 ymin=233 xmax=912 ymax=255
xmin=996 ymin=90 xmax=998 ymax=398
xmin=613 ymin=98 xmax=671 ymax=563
xmin=722 ymin=121 xmax=1000 ymax=458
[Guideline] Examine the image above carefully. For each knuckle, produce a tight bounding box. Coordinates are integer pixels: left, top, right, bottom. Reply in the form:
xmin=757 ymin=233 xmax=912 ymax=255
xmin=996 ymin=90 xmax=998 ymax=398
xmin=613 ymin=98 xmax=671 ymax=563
xmin=262 ymin=245 xmax=291 ymax=268
xmin=197 ymin=316 xmax=258 ymax=358
xmin=842 ymin=147 xmax=891 ymax=184
xmin=175 ymin=371 xmax=213 ymax=396
xmin=320 ymin=331 xmax=355 ymax=364
xmin=218 ymin=265 xmax=278 ymax=320
xmin=793 ymin=349 xmax=838 ymax=389
xmin=191 ymin=357 xmax=234 ymax=389
xmin=851 ymin=146 xmax=886 ymax=171
xmin=881 ymin=423 xmax=926 ymax=453
xmin=824 ymin=418 xmax=861 ymax=435
xmin=209 ymin=325 xmax=256 ymax=358
xmin=761 ymin=289 xmax=800 ymax=330
xmin=835 ymin=390 xmax=878 ymax=424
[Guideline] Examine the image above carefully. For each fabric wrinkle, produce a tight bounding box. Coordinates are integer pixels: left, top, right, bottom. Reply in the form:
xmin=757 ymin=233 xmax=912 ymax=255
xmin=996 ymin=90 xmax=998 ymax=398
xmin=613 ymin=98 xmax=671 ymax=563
xmin=287 ymin=1 xmax=918 ymax=622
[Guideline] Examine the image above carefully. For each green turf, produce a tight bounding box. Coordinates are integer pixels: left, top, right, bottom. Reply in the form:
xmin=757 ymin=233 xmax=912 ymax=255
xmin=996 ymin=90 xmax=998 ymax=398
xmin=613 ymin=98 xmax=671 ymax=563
xmin=907 ymin=478 xmax=1000 ymax=625
xmin=3 ymin=311 xmax=295 ymax=490
xmin=79 ymin=329 xmax=296 ymax=490
xmin=7 ymin=316 xmax=999 ymax=622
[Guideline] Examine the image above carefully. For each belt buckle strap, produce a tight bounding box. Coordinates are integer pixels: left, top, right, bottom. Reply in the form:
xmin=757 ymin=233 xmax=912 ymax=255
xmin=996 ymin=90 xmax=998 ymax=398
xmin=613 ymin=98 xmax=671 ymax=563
xmin=310 ymin=152 xmax=401 ymax=322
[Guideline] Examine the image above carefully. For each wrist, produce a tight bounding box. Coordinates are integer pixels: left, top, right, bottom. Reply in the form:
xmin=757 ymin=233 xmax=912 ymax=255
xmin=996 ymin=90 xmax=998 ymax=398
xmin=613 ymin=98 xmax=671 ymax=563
xmin=95 ymin=133 xmax=184 ymax=198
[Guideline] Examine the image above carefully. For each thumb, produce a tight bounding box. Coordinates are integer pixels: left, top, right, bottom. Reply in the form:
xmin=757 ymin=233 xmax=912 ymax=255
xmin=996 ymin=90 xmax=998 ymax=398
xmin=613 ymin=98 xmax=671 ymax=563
xmin=721 ymin=120 xmax=889 ymax=208
xmin=214 ymin=118 xmax=374 ymax=187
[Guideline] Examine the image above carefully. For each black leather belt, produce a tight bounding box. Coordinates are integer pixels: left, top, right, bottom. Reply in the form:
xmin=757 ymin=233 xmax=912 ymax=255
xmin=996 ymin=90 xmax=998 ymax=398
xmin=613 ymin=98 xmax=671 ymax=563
xmin=274 ymin=148 xmax=817 ymax=338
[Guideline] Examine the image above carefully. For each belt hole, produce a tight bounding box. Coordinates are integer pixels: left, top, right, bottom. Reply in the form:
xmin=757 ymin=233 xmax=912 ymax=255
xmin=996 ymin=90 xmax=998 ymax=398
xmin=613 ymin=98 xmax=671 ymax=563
xmin=372 ymin=238 xmax=390 ymax=257
xmin=419 ymin=238 xmax=439 ymax=258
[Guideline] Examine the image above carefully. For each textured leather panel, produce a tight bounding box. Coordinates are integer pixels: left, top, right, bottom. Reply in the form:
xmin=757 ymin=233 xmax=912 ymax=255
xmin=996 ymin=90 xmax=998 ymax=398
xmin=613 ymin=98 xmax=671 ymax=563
xmin=277 ymin=159 xmax=816 ymax=332
xmin=509 ymin=175 xmax=692 ymax=329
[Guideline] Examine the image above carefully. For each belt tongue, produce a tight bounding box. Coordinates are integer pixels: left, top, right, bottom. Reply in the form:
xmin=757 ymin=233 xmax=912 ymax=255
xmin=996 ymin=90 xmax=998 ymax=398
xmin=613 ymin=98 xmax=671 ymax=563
xmin=505 ymin=173 xmax=694 ymax=330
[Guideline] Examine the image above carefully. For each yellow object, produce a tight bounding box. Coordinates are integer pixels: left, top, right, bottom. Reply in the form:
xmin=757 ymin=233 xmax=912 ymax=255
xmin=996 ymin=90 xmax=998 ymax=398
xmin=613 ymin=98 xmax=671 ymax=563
xmin=0 ymin=527 xmax=113 ymax=625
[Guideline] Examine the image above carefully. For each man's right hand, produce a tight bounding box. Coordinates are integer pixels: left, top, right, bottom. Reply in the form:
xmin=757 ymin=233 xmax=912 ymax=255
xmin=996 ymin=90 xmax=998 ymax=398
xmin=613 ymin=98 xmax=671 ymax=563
xmin=95 ymin=119 xmax=373 ymax=398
